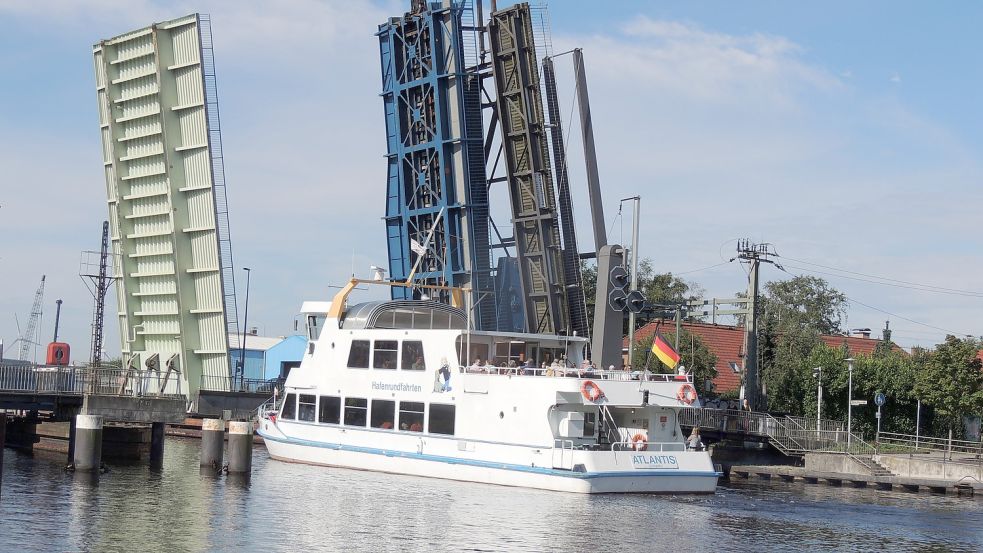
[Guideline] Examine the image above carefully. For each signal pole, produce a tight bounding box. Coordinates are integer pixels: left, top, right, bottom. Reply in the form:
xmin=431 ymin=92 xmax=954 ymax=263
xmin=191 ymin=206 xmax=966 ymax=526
xmin=623 ymin=197 xmax=641 ymax=365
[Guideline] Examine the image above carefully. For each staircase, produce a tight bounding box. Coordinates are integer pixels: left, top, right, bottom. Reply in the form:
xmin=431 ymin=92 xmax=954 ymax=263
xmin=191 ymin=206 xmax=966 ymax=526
xmin=598 ymin=405 xmax=623 ymax=448
xmin=852 ymin=455 xmax=894 ymax=477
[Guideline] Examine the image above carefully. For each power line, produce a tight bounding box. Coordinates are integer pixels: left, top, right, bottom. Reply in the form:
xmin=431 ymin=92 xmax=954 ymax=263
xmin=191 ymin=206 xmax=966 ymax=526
xmin=779 ymin=254 xmax=983 ymax=297
xmin=843 ymin=294 xmax=973 ymax=337
xmin=775 ymin=264 xmax=975 ymax=337
xmin=780 ymin=263 xmax=983 ymax=298
xmin=671 ymin=261 xmax=732 ymax=276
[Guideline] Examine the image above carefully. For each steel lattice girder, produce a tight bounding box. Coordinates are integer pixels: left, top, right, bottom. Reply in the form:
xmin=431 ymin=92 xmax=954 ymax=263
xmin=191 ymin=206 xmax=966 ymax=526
xmin=488 ymin=3 xmax=569 ymax=335
xmin=378 ymin=2 xmax=494 ymax=328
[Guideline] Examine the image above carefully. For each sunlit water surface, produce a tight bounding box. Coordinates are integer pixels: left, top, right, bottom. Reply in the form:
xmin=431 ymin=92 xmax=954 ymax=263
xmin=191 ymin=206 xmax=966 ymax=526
xmin=1 ymin=438 xmax=981 ymax=552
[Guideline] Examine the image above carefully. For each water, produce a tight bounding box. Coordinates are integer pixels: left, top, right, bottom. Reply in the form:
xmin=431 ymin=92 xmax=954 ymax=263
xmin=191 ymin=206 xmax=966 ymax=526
xmin=1 ymin=438 xmax=981 ymax=552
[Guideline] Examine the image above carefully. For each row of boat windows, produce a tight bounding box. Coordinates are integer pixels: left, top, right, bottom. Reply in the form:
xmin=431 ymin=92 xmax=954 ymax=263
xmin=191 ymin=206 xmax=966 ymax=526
xmin=280 ymin=392 xmax=455 ymax=435
xmin=347 ymin=339 xmax=428 ymax=371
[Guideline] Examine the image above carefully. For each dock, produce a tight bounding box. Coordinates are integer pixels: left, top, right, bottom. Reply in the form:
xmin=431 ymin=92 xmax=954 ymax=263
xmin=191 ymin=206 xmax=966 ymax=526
xmin=729 ymin=464 xmax=979 ymax=496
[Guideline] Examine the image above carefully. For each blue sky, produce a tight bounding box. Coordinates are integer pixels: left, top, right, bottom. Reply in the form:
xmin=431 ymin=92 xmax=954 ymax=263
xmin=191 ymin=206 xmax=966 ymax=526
xmin=0 ymin=0 xmax=980 ymax=362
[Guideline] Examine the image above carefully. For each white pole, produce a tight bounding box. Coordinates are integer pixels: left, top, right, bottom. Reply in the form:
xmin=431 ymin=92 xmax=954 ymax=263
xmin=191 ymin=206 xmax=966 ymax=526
xmin=847 ymin=358 xmax=854 ymax=449
xmin=817 ymin=367 xmax=822 ymax=426
xmin=625 ymin=196 xmax=641 ymax=368
xmin=915 ymin=400 xmax=921 ymax=450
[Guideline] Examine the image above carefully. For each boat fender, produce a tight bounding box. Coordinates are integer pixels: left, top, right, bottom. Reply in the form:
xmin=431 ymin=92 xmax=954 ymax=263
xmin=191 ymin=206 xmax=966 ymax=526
xmin=676 ymin=383 xmax=697 ymax=405
xmin=580 ymin=380 xmax=604 ymax=402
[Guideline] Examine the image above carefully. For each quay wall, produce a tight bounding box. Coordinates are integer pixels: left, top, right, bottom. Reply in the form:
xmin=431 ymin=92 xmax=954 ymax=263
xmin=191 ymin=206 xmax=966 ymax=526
xmin=875 ymin=454 xmax=983 ymax=482
xmin=804 ymin=453 xmax=872 ymax=474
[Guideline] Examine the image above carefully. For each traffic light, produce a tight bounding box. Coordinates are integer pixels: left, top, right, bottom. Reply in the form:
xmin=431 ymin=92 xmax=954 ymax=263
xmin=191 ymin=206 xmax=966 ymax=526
xmin=626 ymin=290 xmax=645 ymax=313
xmin=812 ymin=367 xmax=821 ymax=379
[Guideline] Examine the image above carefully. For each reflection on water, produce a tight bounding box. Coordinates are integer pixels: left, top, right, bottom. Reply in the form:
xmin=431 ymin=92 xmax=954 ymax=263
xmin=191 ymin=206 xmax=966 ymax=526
xmin=1 ymin=438 xmax=981 ymax=552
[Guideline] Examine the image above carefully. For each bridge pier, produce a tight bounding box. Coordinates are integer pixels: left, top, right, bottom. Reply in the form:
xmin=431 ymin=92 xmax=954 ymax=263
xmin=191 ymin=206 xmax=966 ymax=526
xmin=73 ymin=415 xmax=103 ymax=471
xmin=1 ymin=412 xmax=6 ymax=500
xmin=66 ymin=415 xmax=77 ymax=466
xmin=149 ymin=422 xmax=165 ymax=468
xmin=200 ymin=418 xmax=224 ymax=469
xmin=227 ymin=421 xmax=252 ymax=474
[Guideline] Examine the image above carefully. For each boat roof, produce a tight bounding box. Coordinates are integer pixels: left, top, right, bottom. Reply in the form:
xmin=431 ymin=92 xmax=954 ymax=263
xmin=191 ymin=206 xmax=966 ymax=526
xmin=340 ymin=300 xmax=468 ymax=331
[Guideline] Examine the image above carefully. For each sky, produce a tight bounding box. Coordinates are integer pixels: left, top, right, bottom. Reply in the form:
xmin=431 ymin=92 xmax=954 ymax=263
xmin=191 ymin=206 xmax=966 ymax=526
xmin=0 ymin=0 xmax=980 ymax=363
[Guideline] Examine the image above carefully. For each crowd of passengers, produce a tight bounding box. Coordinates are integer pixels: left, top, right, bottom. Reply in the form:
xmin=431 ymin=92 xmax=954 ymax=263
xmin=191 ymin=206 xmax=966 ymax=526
xmin=464 ymin=354 xmax=630 ymax=377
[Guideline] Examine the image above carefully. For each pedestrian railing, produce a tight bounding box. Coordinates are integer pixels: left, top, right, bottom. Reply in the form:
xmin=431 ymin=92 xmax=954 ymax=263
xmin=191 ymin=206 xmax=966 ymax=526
xmin=680 ymin=406 xmax=873 ymax=456
xmin=879 ymin=431 xmax=983 ymax=457
xmin=200 ymin=374 xmax=275 ymax=394
xmin=0 ymin=363 xmax=184 ymax=398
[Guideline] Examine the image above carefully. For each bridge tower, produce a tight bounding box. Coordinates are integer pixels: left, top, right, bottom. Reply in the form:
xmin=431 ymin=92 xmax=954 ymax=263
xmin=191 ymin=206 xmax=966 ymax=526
xmin=378 ymin=0 xmax=496 ymax=330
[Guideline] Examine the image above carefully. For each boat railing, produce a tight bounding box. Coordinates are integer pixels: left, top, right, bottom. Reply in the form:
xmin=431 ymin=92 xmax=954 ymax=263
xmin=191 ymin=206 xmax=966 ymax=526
xmin=610 ymin=441 xmax=688 ymax=452
xmin=457 ymin=365 xmax=692 ymax=383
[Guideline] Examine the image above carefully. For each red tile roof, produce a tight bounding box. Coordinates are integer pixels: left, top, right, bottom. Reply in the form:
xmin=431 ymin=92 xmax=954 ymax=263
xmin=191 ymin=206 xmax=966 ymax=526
xmin=627 ymin=321 xmax=901 ymax=393
xmin=628 ymin=321 xmax=746 ymax=393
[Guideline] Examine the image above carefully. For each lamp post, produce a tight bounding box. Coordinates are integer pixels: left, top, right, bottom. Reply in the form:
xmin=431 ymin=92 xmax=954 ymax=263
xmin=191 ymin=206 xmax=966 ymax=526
xmin=239 ymin=267 xmax=251 ymax=392
xmin=846 ymin=357 xmax=854 ymax=449
xmin=812 ymin=366 xmax=823 ymax=427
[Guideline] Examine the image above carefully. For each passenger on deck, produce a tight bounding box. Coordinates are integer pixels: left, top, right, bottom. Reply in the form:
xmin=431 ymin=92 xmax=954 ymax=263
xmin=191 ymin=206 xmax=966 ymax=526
xmin=470 ymin=358 xmax=483 ymax=373
xmin=687 ymin=427 xmax=704 ymax=451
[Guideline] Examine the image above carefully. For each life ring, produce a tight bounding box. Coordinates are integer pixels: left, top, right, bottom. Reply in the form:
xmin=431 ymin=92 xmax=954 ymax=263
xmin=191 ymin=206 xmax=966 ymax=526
xmin=631 ymin=433 xmax=648 ymax=451
xmin=580 ymin=380 xmax=604 ymax=402
xmin=676 ymin=383 xmax=697 ymax=405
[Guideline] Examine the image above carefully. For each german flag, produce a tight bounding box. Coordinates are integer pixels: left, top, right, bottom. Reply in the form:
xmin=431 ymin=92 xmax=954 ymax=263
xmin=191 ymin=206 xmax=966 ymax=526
xmin=651 ymin=332 xmax=681 ymax=369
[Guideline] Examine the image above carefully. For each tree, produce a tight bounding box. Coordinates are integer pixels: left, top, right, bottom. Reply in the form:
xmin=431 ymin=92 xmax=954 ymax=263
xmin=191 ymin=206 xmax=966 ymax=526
xmin=635 ymin=259 xmax=704 ymax=309
xmin=913 ymin=335 xmax=983 ymax=439
xmin=760 ymin=275 xmax=847 ymax=335
xmin=580 ymin=260 xmax=598 ymax=330
xmin=752 ymin=275 xmax=847 ymax=412
xmin=631 ymin=328 xmax=718 ymax=395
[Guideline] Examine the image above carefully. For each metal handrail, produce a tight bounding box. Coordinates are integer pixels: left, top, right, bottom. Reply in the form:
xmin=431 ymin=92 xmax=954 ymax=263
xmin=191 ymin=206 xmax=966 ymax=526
xmin=879 ymin=431 xmax=983 ymax=456
xmin=0 ymin=364 xmax=184 ymax=398
xmin=457 ymin=365 xmax=692 ymax=383
xmin=610 ymin=441 xmax=687 ymax=452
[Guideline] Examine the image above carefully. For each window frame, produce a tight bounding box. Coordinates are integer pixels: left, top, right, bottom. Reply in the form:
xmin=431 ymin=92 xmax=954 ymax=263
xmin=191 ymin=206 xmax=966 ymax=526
xmin=298 ymin=394 xmax=317 ymax=422
xmin=343 ymin=397 xmax=368 ymax=427
xmin=370 ymin=399 xmax=396 ymax=429
xmin=398 ymin=401 xmax=425 ymax=432
xmin=347 ymin=340 xmax=370 ymax=369
xmin=281 ymin=392 xmax=297 ymax=420
xmin=318 ymin=395 xmax=341 ymax=424
xmin=401 ymin=340 xmax=426 ymax=371
xmin=428 ymin=403 xmax=455 ymax=435
xmin=372 ymin=340 xmax=399 ymax=370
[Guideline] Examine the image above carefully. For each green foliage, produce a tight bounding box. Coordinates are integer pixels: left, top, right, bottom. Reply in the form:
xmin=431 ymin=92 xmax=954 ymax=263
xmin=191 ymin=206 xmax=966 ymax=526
xmin=760 ymin=275 xmax=848 ymax=335
xmin=635 ymin=259 xmax=704 ymax=310
xmin=913 ymin=335 xmax=983 ymax=434
xmin=632 ymin=329 xmax=718 ymax=395
xmin=580 ymin=260 xmax=598 ymax=330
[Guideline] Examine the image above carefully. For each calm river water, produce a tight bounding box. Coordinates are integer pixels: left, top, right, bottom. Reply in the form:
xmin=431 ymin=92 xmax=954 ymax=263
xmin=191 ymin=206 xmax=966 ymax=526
xmin=1 ymin=437 xmax=981 ymax=552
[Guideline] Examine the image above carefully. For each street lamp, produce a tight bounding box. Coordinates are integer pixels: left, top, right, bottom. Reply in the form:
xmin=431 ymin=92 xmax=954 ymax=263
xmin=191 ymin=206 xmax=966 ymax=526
xmin=812 ymin=366 xmax=822 ymax=427
xmin=239 ymin=267 xmax=252 ymax=391
xmin=846 ymin=357 xmax=855 ymax=448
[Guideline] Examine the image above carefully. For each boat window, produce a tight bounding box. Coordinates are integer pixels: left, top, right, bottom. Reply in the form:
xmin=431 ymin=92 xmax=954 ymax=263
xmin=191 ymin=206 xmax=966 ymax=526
xmin=401 ymin=341 xmax=426 ymax=371
xmin=428 ymin=403 xmax=455 ymax=435
xmin=373 ymin=340 xmax=398 ymax=370
xmin=370 ymin=399 xmax=396 ymax=429
xmin=298 ymin=394 xmax=317 ymax=422
xmin=456 ymin=336 xmax=489 ymax=368
xmin=347 ymin=340 xmax=370 ymax=368
xmin=307 ymin=315 xmax=325 ymax=341
xmin=318 ymin=395 xmax=341 ymax=424
xmin=399 ymin=401 xmax=425 ymax=432
xmin=281 ymin=393 xmax=297 ymax=420
xmin=344 ymin=397 xmax=368 ymax=426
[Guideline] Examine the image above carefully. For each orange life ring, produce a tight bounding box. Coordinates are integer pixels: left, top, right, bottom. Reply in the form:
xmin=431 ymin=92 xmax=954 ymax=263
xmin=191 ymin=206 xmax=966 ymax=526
xmin=631 ymin=433 xmax=648 ymax=451
xmin=676 ymin=383 xmax=697 ymax=405
xmin=581 ymin=380 xmax=604 ymax=402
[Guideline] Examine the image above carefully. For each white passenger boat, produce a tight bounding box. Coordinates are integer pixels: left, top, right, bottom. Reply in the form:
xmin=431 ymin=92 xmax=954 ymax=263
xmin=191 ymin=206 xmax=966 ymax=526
xmin=258 ymin=279 xmax=719 ymax=494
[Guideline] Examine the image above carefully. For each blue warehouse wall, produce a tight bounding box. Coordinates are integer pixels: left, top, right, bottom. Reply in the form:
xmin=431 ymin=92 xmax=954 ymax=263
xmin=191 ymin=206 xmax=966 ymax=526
xmin=228 ymin=348 xmax=265 ymax=381
xmin=264 ymin=335 xmax=307 ymax=381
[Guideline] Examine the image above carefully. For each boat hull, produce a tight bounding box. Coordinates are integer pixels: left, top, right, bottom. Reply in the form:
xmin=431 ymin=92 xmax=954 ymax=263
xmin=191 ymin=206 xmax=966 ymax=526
xmin=259 ymin=422 xmax=719 ymax=494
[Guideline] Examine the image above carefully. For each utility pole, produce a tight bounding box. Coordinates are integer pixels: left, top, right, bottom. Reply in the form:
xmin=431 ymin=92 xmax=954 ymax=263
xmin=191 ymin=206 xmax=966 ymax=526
xmin=736 ymin=240 xmax=779 ymax=411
